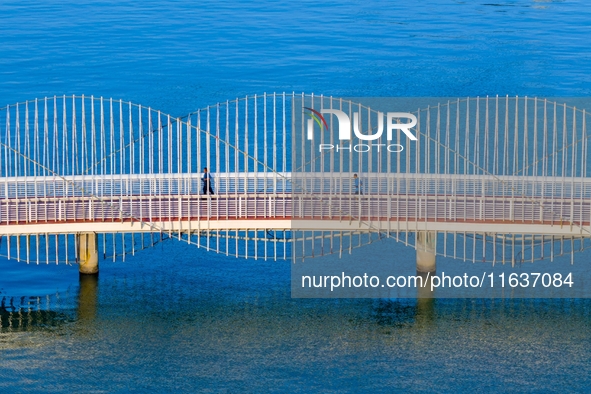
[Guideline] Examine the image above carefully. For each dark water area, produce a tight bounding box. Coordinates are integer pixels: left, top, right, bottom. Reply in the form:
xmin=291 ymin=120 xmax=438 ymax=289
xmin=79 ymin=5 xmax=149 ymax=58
xmin=2 ymin=0 xmax=591 ymax=391
xmin=3 ymin=258 xmax=591 ymax=392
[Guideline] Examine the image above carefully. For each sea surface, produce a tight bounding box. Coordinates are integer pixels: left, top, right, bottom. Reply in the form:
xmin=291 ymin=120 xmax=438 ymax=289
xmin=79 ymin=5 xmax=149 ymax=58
xmin=2 ymin=0 xmax=591 ymax=392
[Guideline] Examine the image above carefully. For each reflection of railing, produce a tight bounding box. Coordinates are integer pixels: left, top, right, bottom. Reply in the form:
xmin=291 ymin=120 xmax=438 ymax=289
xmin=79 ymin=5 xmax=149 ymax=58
xmin=0 ymin=293 xmax=74 ymax=332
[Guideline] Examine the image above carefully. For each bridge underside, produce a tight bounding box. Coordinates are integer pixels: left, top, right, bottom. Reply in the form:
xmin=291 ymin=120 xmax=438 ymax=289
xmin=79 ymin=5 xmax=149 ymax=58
xmin=0 ymin=219 xmax=589 ymax=236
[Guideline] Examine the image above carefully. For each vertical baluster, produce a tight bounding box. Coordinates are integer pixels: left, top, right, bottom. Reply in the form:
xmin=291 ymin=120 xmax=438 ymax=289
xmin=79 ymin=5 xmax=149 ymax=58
xmin=244 ymin=97 xmax=248 ymax=196
xmin=128 ymin=102 xmax=133 ymax=176
xmin=15 ymin=103 xmax=21 ymax=178
xmin=100 ymin=98 xmax=105 ymax=177
xmin=234 ymin=98 xmax=240 ymax=196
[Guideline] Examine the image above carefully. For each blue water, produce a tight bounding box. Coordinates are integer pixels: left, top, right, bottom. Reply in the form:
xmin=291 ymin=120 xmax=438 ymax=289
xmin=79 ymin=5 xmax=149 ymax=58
xmin=2 ymin=0 xmax=591 ymax=392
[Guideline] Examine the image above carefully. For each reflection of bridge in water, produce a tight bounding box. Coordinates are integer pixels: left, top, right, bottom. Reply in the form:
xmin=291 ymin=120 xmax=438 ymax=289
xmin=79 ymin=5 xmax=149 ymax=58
xmin=1 ymin=94 xmax=590 ymax=275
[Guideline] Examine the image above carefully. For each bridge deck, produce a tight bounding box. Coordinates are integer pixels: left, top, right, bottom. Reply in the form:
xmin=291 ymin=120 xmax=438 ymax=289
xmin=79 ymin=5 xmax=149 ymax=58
xmin=1 ymin=193 xmax=589 ymax=235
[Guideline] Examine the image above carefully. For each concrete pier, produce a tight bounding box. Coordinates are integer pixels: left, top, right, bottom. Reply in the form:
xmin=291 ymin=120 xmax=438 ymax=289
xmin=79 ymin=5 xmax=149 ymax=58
xmin=77 ymin=232 xmax=99 ymax=275
xmin=416 ymin=231 xmax=436 ymax=274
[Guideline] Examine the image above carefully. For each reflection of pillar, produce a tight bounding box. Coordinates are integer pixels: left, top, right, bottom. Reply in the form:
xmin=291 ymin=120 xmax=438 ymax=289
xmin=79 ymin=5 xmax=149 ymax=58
xmin=415 ymin=296 xmax=436 ymax=325
xmin=77 ymin=233 xmax=99 ymax=275
xmin=416 ymin=271 xmax=434 ymax=299
xmin=78 ymin=273 xmax=98 ymax=322
xmin=416 ymin=231 xmax=436 ymax=274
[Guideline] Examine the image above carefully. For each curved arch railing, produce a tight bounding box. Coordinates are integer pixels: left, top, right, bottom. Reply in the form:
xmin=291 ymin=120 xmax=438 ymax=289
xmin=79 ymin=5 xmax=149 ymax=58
xmin=0 ymin=94 xmax=590 ymax=264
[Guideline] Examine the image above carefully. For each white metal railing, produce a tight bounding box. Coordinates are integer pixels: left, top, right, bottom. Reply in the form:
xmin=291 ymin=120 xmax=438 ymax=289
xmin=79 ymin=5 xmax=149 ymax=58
xmin=0 ymin=172 xmax=291 ymax=198
xmin=1 ymin=193 xmax=589 ymax=227
xmin=0 ymin=195 xmax=290 ymax=224
xmin=2 ymin=172 xmax=591 ymax=200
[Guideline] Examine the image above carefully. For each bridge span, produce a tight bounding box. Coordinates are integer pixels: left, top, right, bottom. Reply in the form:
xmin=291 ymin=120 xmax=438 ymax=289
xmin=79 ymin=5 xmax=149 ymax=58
xmin=2 ymin=173 xmax=591 ymax=236
xmin=1 ymin=94 xmax=591 ymax=273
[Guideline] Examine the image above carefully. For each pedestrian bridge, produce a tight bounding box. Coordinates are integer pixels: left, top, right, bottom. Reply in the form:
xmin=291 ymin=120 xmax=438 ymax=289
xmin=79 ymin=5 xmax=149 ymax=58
xmin=2 ymin=172 xmax=591 ymax=235
xmin=0 ymin=94 xmax=590 ymax=269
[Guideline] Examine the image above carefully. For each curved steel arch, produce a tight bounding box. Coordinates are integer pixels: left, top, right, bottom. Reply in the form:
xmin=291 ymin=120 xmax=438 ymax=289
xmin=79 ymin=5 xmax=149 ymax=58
xmin=0 ymin=94 xmax=590 ymax=265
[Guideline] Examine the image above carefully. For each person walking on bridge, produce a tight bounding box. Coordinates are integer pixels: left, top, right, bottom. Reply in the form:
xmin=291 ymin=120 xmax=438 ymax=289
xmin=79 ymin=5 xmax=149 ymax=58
xmin=202 ymin=167 xmax=215 ymax=195
xmin=353 ymin=173 xmax=363 ymax=195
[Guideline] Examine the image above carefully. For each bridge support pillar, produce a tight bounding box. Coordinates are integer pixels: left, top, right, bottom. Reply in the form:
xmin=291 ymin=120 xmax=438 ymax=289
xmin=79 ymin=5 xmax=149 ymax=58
xmin=77 ymin=233 xmax=99 ymax=275
xmin=416 ymin=231 xmax=436 ymax=274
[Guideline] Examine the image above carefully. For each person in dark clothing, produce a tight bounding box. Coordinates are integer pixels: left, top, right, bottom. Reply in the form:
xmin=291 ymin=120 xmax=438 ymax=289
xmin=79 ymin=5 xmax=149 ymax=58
xmin=202 ymin=167 xmax=214 ymax=195
xmin=353 ymin=173 xmax=363 ymax=195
